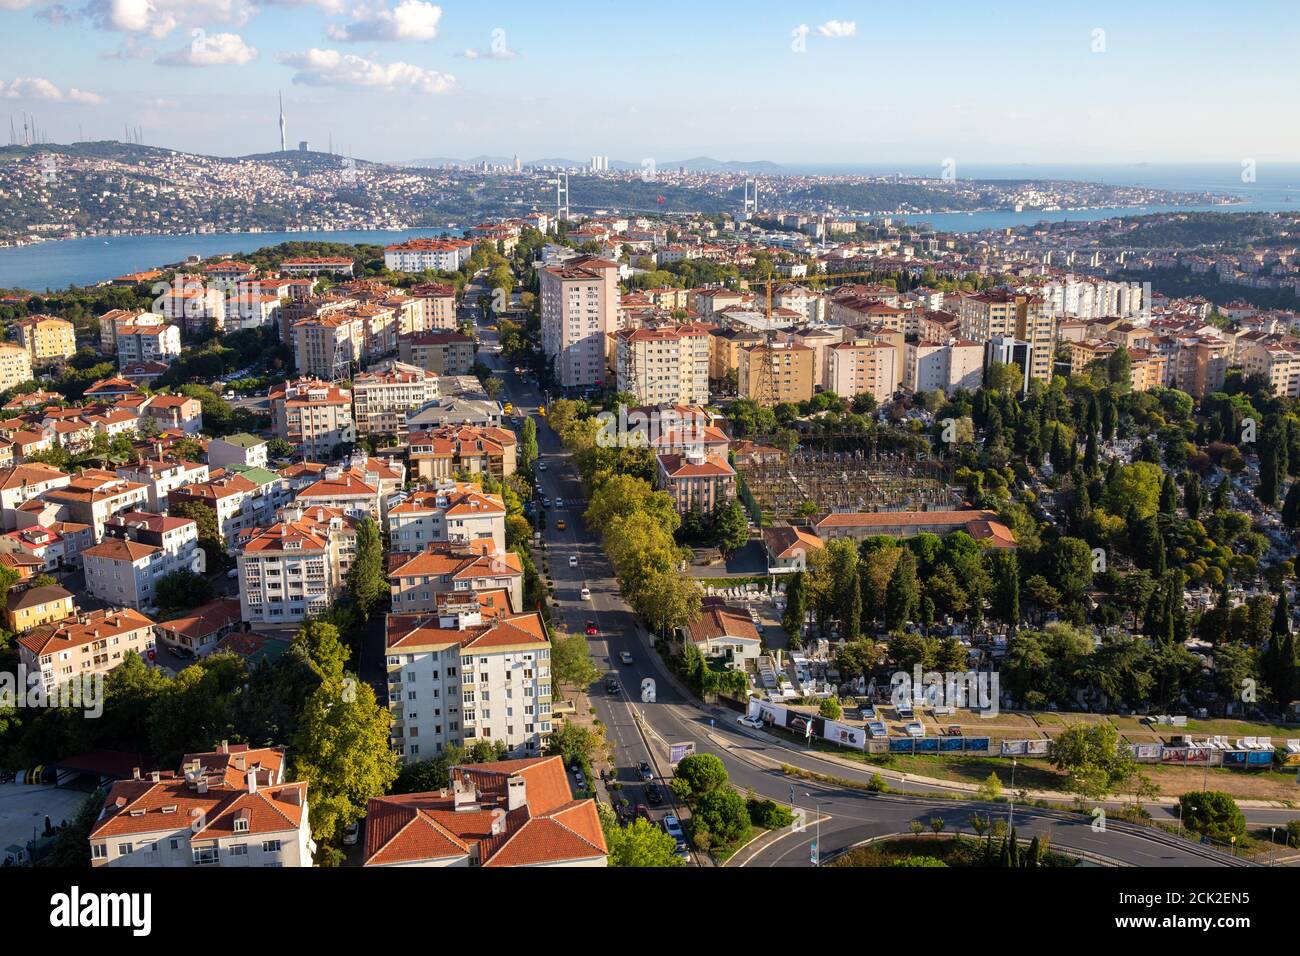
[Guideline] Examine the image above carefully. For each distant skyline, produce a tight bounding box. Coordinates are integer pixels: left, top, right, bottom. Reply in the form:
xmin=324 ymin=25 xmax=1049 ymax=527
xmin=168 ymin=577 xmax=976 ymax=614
xmin=1 ymin=1 xmax=1298 ymax=164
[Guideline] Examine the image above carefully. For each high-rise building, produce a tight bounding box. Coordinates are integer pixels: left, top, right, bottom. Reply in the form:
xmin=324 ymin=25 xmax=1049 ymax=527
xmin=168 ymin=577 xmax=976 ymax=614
xmin=736 ymin=340 xmax=814 ymax=406
xmin=612 ymin=324 xmax=712 ymax=406
xmin=957 ymin=290 xmax=1056 ymax=383
xmin=539 ymin=255 xmax=619 ymax=388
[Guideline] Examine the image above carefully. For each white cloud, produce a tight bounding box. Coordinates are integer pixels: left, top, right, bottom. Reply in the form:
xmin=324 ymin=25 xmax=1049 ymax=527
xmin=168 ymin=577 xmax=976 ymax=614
xmin=88 ymin=0 xmax=255 ymax=38
xmin=157 ymin=31 xmax=257 ymax=66
xmin=327 ymin=1 xmax=441 ymax=42
xmin=253 ymin=0 xmax=346 ymax=12
xmin=0 ymin=76 xmax=104 ymax=104
xmin=0 ymin=0 xmax=37 ymax=9
xmin=101 ymin=35 xmax=153 ymax=59
xmin=816 ymin=19 xmax=856 ymax=38
xmin=277 ymin=48 xmax=454 ymax=93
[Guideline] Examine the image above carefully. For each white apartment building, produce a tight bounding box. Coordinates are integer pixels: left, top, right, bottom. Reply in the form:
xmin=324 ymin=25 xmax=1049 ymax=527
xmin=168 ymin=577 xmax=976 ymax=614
xmin=115 ymin=324 xmax=182 ymax=369
xmin=89 ymin=744 xmax=314 ymax=869
xmin=42 ymin=469 xmax=150 ymax=542
xmin=0 ymin=463 xmax=71 ymax=530
xmin=387 ymin=483 xmax=507 ymax=554
xmin=540 ymin=256 xmax=619 ymax=388
xmin=904 ymin=340 xmax=985 ymax=395
xmin=386 ymin=600 xmax=552 ymax=761
xmin=612 ymin=324 xmax=711 ymax=407
xmin=383 ymin=239 xmax=473 ymax=273
xmin=237 ymin=506 xmax=357 ymax=627
xmin=352 ymin=361 xmax=440 ymax=437
xmin=82 ymin=513 xmax=203 ymax=613
xmin=114 ymin=458 xmax=210 ymax=512
xmin=774 ymin=285 xmax=826 ymax=324
xmin=207 ymin=434 xmax=269 ymax=470
xmin=169 ymin=471 xmax=282 ymax=548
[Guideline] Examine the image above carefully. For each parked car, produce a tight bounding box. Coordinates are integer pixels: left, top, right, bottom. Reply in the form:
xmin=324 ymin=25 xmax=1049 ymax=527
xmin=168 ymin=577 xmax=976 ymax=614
xmin=568 ymin=555 xmax=579 ymax=567
xmin=541 ymin=495 xmax=551 ymax=507
xmin=637 ymin=761 xmax=653 ymax=782
xmin=661 ymin=814 xmax=685 ymax=844
xmin=537 ymin=461 xmax=547 ymax=471
xmin=226 ymin=567 xmax=240 ymax=579
xmin=646 ymin=783 xmax=664 ymax=805
xmin=737 ymin=715 xmax=763 ymax=729
xmin=585 ymin=621 xmax=598 ymax=636
xmin=342 ymin=822 xmax=359 ymax=846
xmin=619 ymin=651 xmax=633 ymax=665
xmin=634 ymin=804 xmax=651 ymax=822
xmin=580 ymin=586 xmax=591 ymax=599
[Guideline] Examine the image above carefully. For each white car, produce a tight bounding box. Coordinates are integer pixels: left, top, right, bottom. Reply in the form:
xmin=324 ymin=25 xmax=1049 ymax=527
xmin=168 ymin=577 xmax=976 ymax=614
xmin=568 ymin=555 xmax=578 ymax=567
xmin=554 ymin=497 xmax=564 ymax=509
xmin=580 ymin=587 xmax=592 ymax=600
xmin=737 ymin=715 xmax=763 ymax=729
xmin=536 ymin=461 xmax=547 ymax=471
xmin=342 ymin=822 xmax=359 ymax=846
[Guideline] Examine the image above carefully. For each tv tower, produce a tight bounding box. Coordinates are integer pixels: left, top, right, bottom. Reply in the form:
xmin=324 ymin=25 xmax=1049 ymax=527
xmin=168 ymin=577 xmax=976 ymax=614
xmin=278 ymin=91 xmax=286 ymax=152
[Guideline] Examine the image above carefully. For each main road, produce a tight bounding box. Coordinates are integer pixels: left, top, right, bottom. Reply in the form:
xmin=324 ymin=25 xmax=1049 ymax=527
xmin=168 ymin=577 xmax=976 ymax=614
xmin=476 ymin=323 xmax=1268 ymax=869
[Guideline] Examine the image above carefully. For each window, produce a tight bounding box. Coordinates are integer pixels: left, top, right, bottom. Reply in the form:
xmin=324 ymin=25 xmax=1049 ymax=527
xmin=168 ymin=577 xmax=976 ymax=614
xmin=118 ymin=843 xmax=134 ymax=856
xmin=230 ymin=843 xmax=248 ymax=857
xmin=92 ymin=843 xmax=106 ymax=859
xmin=192 ymin=847 xmax=219 ymax=865
xmin=262 ymin=840 xmax=282 ymax=853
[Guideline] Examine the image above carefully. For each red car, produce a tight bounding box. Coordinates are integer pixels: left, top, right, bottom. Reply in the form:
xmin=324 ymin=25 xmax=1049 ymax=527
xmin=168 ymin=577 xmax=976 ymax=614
xmin=585 ymin=621 xmax=599 ymax=636
xmin=634 ymin=804 xmax=651 ymax=822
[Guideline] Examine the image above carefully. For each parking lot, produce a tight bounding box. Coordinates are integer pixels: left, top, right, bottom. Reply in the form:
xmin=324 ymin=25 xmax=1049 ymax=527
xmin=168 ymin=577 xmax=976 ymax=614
xmin=0 ymin=784 xmax=89 ymax=861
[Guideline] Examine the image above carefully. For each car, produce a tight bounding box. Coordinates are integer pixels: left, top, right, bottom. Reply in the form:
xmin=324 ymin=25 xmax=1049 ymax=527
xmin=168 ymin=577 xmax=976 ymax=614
xmin=634 ymin=804 xmax=651 ymax=822
xmin=537 ymin=461 xmax=547 ymax=471
xmin=569 ymin=555 xmax=579 ymax=567
xmin=342 ymin=822 xmax=359 ymax=846
xmin=541 ymin=495 xmax=551 ymax=507
xmin=226 ymin=567 xmax=240 ymax=579
xmin=737 ymin=715 xmax=763 ymax=729
xmin=637 ymin=761 xmax=653 ymax=782
xmin=661 ymin=814 xmax=685 ymax=843
xmin=580 ymin=586 xmax=591 ymax=600
xmin=646 ymin=783 xmax=664 ymax=805
xmin=585 ymin=621 xmax=598 ymax=636
xmin=619 ymin=651 xmax=633 ymax=665
xmin=554 ymin=497 xmax=564 ymax=509
xmin=605 ymin=678 xmax=620 ymax=695
xmin=556 ymin=519 xmax=567 ymax=531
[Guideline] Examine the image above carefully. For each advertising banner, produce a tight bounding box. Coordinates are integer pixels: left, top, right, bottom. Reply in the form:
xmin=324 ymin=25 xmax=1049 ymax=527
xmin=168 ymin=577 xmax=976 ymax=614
xmin=964 ymin=737 xmax=991 ymax=753
xmin=1001 ymin=740 xmax=1028 ymax=756
xmin=888 ymin=737 xmax=915 ymax=753
xmin=820 ymin=719 xmax=866 ymax=751
xmin=939 ymin=736 xmax=964 ymax=752
xmin=1025 ymin=739 xmax=1051 ymax=756
xmin=916 ymin=737 xmax=939 ymax=753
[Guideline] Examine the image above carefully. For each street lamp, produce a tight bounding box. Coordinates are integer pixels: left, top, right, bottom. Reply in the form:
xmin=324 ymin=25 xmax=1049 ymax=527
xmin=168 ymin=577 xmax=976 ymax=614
xmin=1178 ymin=802 xmax=1196 ymax=837
xmin=1008 ymin=758 xmax=1017 ymax=828
xmin=804 ymin=793 xmax=829 ymax=867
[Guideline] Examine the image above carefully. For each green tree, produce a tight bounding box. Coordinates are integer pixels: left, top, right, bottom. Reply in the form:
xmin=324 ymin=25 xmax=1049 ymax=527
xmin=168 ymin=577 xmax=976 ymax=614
xmin=346 ymin=516 xmax=386 ymax=619
xmin=172 ymin=499 xmax=223 ymax=566
xmin=885 ymin=549 xmax=920 ymax=631
xmin=1178 ymin=791 xmax=1246 ymax=842
xmin=690 ymin=787 xmax=750 ymax=847
xmin=550 ymin=632 xmax=601 ymax=690
xmin=154 ymin=570 xmax=215 ymax=618
xmin=818 ymin=696 xmax=843 ymax=719
xmin=519 ymin=416 xmax=538 ymax=473
xmin=670 ymin=752 xmax=728 ymax=804
xmin=712 ymin=500 xmax=750 ymax=555
xmin=601 ymin=808 xmax=684 ymax=867
xmin=1049 ymin=722 xmax=1137 ymax=802
xmin=291 ymin=677 xmax=398 ymax=865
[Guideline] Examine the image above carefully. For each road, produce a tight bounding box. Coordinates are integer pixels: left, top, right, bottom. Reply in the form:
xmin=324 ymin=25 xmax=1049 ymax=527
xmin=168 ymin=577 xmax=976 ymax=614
xmin=474 ymin=310 xmax=1269 ymax=870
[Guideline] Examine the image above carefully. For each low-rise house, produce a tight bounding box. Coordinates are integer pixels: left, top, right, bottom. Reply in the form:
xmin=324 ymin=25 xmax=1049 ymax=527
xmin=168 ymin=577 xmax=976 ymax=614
xmin=115 ymin=458 xmax=210 ymax=512
xmin=89 ymin=743 xmax=314 ymax=868
xmin=207 ymin=434 xmax=269 ymax=470
xmin=809 ymin=509 xmax=1016 ymax=547
xmin=0 ymin=463 xmax=71 ymax=530
xmin=363 ymin=756 xmax=605 ymax=867
xmin=156 ymin=597 xmax=245 ymax=658
xmin=654 ymin=450 xmax=736 ymax=515
xmin=42 ymin=469 xmax=150 ymax=542
xmin=387 ymin=483 xmax=507 ymax=554
xmin=684 ymin=603 xmax=762 ymax=674
xmin=388 ymin=543 xmax=524 ymax=615
xmin=407 ymin=425 xmax=518 ymax=482
xmin=762 ymin=525 xmax=824 ymax=573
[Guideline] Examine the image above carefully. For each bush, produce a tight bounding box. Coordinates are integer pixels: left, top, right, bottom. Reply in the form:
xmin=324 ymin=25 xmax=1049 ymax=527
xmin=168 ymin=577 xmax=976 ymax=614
xmin=1178 ymin=791 xmax=1246 ymax=842
xmin=746 ymin=797 xmax=794 ymax=830
xmin=818 ymin=696 xmax=843 ymax=719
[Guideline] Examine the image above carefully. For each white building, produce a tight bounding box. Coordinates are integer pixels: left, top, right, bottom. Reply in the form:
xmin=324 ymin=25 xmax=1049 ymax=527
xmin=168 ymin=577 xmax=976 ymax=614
xmin=387 ymin=483 xmax=506 ymax=554
xmin=539 ymin=255 xmax=619 ymax=388
xmin=82 ymin=513 xmax=203 ymax=613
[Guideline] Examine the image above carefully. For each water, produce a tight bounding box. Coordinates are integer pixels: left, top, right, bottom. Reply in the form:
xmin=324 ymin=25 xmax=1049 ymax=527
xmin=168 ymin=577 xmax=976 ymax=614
xmin=2 ymin=163 xmax=1299 ymax=290
xmin=0 ymin=226 xmax=458 ymax=293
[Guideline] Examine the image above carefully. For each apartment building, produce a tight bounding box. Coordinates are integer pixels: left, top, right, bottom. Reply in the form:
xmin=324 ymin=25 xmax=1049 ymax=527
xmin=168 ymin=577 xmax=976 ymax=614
xmin=169 ymin=470 xmax=282 ymax=548
xmin=4 ymin=583 xmax=75 ymax=633
xmin=774 ymin=285 xmax=826 ymax=325
xmin=410 ymin=283 xmax=458 ymax=330
xmin=98 ymin=308 xmax=156 ymax=354
xmin=89 ymin=744 xmax=314 ymax=868
xmin=294 ymin=469 xmax=382 ymax=519
xmin=291 ymin=312 xmax=364 ymax=381
xmin=42 ymin=470 xmax=150 ymax=541
xmin=207 ymin=434 xmax=269 ymax=470
xmin=1240 ymin=340 xmax=1300 ymax=398
xmin=737 ymin=341 xmax=814 ymax=405
xmin=158 ymin=281 xmax=226 ymax=337
xmin=904 ymin=340 xmax=984 ymax=395
xmin=825 ymin=341 xmax=898 ymax=404
xmin=387 ymin=483 xmax=506 ymax=554
xmin=0 ymin=521 xmax=94 ymax=571
xmin=114 ymin=458 xmax=209 ymax=512
xmin=389 ymin=543 xmax=524 ymax=616
xmin=269 ymin=379 xmax=356 ymax=461
xmin=138 ymin=394 xmax=204 ymax=435
xmin=237 ymin=506 xmax=359 ymax=627
xmin=708 ymin=327 xmax=766 ymax=381
xmin=14 ymin=315 xmax=76 ymax=366
xmin=1172 ymin=334 xmax=1230 ymax=399
xmin=386 ymin=599 xmax=551 ymax=761
xmin=351 ymin=361 xmax=439 ymax=437
xmin=363 ymin=755 xmax=606 ymax=867
xmin=115 ymin=324 xmax=182 ymax=369
xmin=0 ymin=343 xmax=33 ymax=392
xmin=612 ymin=324 xmax=711 ymax=406
xmin=654 ymin=450 xmax=736 ymax=515
xmin=83 ymin=513 xmax=203 ymax=613
xmin=957 ymin=290 xmax=1056 ymax=382
xmin=540 ymin=256 xmax=619 ymax=388
xmin=397 ymin=331 xmax=476 ymax=376
xmin=16 ymin=606 xmax=156 ymax=691
xmin=408 ymin=425 xmax=518 ymax=482
xmin=383 ymin=238 xmax=473 ymax=272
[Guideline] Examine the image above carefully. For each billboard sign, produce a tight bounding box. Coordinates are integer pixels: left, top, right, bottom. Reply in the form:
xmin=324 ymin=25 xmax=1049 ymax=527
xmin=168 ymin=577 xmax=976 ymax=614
xmin=669 ymin=742 xmax=695 ymax=764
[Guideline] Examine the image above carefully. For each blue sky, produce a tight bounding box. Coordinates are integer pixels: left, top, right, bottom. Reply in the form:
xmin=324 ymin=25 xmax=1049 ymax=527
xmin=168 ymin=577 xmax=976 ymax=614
xmin=1 ymin=0 xmax=1297 ymax=164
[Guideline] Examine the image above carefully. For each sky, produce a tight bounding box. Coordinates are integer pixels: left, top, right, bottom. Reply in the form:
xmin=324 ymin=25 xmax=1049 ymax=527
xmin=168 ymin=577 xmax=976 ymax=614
xmin=0 ymin=0 xmax=1298 ymax=165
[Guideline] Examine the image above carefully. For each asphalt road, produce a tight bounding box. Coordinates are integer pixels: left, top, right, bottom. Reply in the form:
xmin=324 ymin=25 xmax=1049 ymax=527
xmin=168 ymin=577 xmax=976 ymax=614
xmin=475 ymin=313 xmax=1274 ymax=870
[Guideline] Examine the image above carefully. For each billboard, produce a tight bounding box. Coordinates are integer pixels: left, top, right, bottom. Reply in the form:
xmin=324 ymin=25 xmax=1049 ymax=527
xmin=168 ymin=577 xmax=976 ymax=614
xmin=1025 ymin=739 xmax=1051 ymax=756
xmin=820 ymin=719 xmax=866 ymax=751
xmin=889 ymin=737 xmax=915 ymax=753
xmin=1001 ymin=740 xmax=1028 ymax=756
xmin=786 ymin=711 xmax=823 ymax=740
xmin=669 ymin=742 xmax=695 ymax=764
xmin=963 ymin=737 xmax=991 ymax=753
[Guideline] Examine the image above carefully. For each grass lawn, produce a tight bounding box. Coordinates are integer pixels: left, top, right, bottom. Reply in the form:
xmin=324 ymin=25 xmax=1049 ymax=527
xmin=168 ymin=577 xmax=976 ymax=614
xmin=1183 ymin=717 xmax=1300 ymax=739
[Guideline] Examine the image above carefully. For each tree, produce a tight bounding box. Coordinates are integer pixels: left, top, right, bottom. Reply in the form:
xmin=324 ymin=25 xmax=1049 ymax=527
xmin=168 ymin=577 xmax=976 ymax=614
xmin=835 ymin=638 xmax=880 ymax=681
xmin=712 ymin=500 xmax=750 ymax=555
xmin=1049 ymin=722 xmax=1137 ymax=802
xmin=291 ymin=677 xmax=399 ymax=864
xmin=1178 ymin=791 xmax=1246 ymax=842
xmin=884 ymin=548 xmax=920 ymax=631
xmin=154 ymin=569 xmax=214 ymax=618
xmin=267 ymin=437 xmax=295 ymax=460
xmin=545 ymin=720 xmax=607 ymax=768
xmin=670 ymin=753 xmax=728 ymax=804
xmin=601 ymin=809 xmax=684 ymax=867
xmin=346 ymin=516 xmax=386 ymax=619
xmin=977 ymin=772 xmax=1003 ymax=802
xmin=690 ymin=787 xmax=750 ymax=847
xmin=782 ymin=571 xmax=808 ymax=646
xmin=519 ymin=417 xmax=538 ymax=473
xmin=818 ymin=696 xmax=843 ymax=719
xmin=1282 ymin=479 xmax=1300 ymax=529
xmin=292 ymin=619 xmax=350 ymax=685
xmin=550 ymin=632 xmax=601 ymax=690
